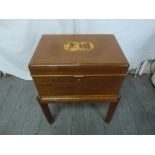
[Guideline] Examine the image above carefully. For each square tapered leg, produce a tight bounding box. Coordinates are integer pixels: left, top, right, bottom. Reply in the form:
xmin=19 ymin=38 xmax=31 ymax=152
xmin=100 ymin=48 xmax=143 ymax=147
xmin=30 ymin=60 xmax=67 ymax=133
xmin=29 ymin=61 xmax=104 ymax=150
xmin=105 ymin=96 xmax=120 ymax=123
xmin=37 ymin=97 xmax=54 ymax=124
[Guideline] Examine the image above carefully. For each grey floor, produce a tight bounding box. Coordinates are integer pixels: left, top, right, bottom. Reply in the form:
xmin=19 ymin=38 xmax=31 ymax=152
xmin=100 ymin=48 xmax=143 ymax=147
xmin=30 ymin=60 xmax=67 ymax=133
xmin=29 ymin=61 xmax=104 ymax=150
xmin=0 ymin=75 xmax=155 ymax=135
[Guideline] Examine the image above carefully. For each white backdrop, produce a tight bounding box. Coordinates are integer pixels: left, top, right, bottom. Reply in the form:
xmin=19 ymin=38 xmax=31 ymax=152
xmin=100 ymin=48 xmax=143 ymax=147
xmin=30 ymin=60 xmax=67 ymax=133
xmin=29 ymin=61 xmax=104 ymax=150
xmin=0 ymin=19 xmax=155 ymax=80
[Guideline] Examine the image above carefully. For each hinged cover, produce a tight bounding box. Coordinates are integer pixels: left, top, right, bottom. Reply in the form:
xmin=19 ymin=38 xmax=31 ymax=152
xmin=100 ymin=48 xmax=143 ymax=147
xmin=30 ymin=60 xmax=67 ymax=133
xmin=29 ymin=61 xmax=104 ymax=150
xmin=29 ymin=34 xmax=129 ymax=75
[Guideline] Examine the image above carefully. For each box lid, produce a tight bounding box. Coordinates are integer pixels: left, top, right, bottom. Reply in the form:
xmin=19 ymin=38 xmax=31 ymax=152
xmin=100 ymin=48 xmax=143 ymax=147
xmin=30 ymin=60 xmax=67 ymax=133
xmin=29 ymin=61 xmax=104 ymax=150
xmin=30 ymin=34 xmax=128 ymax=66
xmin=29 ymin=34 xmax=129 ymax=75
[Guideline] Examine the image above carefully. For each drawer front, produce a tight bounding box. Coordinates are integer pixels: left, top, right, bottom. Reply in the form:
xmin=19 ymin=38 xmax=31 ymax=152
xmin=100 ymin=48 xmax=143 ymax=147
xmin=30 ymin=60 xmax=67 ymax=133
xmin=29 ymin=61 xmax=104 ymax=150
xmin=33 ymin=75 xmax=125 ymax=97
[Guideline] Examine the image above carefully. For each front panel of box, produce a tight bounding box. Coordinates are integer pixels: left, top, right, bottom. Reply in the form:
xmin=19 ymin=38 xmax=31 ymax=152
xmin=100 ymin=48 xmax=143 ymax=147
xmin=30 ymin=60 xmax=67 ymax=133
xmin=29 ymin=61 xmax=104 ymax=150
xmin=32 ymin=75 xmax=125 ymax=98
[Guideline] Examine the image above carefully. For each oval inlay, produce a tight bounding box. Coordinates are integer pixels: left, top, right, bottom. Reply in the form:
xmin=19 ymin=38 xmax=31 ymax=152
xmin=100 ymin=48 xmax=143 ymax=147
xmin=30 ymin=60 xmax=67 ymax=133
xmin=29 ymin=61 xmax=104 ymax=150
xmin=64 ymin=42 xmax=94 ymax=52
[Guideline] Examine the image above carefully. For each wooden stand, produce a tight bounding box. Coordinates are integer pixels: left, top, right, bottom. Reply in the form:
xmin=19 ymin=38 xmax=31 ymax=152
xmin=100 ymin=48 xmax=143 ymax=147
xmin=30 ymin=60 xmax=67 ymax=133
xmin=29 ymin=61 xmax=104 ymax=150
xmin=37 ymin=96 xmax=120 ymax=124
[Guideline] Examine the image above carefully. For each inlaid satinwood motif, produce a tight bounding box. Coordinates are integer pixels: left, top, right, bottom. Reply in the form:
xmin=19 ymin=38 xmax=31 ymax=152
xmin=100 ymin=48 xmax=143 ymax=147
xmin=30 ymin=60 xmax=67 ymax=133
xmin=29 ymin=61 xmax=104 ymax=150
xmin=64 ymin=42 xmax=94 ymax=52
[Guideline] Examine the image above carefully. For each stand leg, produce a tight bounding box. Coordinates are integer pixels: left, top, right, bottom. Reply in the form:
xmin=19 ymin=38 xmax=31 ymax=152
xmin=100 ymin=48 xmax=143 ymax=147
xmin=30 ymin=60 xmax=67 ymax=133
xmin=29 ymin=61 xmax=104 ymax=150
xmin=105 ymin=96 xmax=120 ymax=123
xmin=37 ymin=97 xmax=54 ymax=124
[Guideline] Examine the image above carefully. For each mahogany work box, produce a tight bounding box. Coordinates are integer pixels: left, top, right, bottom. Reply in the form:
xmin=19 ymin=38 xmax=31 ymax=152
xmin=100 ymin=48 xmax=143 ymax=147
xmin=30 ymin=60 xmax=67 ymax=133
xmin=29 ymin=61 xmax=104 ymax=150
xmin=29 ymin=34 xmax=129 ymax=124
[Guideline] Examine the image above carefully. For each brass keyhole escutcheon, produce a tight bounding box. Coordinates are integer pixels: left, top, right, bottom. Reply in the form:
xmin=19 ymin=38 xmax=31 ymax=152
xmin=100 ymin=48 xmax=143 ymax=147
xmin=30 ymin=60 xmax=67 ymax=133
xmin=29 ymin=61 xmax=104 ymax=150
xmin=77 ymin=78 xmax=81 ymax=81
xmin=74 ymin=75 xmax=84 ymax=82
